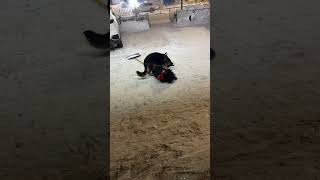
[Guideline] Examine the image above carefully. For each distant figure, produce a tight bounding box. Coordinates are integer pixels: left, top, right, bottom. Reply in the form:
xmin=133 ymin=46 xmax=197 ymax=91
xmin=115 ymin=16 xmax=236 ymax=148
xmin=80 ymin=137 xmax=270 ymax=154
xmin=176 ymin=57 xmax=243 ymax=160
xmin=210 ymin=48 xmax=216 ymax=60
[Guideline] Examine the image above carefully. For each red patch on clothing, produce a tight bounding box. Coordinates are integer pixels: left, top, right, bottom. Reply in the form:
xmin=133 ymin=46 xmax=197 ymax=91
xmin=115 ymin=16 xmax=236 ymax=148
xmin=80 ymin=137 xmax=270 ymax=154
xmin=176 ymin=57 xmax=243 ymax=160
xmin=157 ymin=70 xmax=165 ymax=81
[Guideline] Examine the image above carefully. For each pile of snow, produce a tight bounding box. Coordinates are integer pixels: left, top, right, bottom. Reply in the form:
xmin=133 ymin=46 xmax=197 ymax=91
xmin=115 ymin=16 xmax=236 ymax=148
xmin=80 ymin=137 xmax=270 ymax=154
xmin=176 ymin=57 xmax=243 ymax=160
xmin=175 ymin=7 xmax=210 ymax=26
xmin=119 ymin=15 xmax=150 ymax=33
xmin=184 ymin=4 xmax=210 ymax=10
xmin=169 ymin=4 xmax=210 ymax=26
xmin=120 ymin=20 xmax=150 ymax=33
xmin=110 ymin=24 xmax=210 ymax=112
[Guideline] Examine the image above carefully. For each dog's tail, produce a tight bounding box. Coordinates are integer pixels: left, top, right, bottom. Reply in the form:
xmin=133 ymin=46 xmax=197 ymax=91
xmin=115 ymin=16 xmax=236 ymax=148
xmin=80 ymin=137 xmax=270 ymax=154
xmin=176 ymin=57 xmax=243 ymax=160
xmin=136 ymin=64 xmax=148 ymax=77
xmin=83 ymin=30 xmax=108 ymax=49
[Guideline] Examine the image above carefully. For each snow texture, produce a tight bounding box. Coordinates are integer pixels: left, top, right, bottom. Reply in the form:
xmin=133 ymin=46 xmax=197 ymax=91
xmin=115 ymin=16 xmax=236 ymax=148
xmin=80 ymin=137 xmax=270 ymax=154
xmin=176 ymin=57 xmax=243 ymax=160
xmin=119 ymin=19 xmax=150 ymax=33
xmin=176 ymin=8 xmax=210 ymax=26
xmin=110 ymin=23 xmax=210 ymax=179
xmin=110 ymin=23 xmax=210 ymax=119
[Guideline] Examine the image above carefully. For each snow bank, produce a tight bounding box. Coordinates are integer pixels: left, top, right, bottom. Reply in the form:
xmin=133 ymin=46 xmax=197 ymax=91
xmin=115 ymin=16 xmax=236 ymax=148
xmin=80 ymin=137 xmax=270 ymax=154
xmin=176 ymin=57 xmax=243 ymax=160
xmin=110 ymin=24 xmax=210 ymax=112
xmin=110 ymin=24 xmax=210 ymax=179
xmin=120 ymin=20 xmax=150 ymax=33
xmin=119 ymin=15 xmax=150 ymax=33
xmin=170 ymin=5 xmax=210 ymax=26
xmin=177 ymin=8 xmax=210 ymax=26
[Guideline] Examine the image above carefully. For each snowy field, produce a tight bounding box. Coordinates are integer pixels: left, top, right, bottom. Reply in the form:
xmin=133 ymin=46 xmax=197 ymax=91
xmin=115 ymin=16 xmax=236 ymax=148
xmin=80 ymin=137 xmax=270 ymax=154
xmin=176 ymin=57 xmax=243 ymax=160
xmin=110 ymin=23 xmax=210 ymax=179
xmin=110 ymin=24 xmax=210 ymax=112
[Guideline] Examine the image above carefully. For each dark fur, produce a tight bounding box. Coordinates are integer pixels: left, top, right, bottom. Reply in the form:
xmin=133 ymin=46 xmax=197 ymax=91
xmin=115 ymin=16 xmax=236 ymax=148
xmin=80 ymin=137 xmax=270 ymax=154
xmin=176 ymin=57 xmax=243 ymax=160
xmin=152 ymin=66 xmax=177 ymax=83
xmin=210 ymin=48 xmax=216 ymax=60
xmin=83 ymin=30 xmax=108 ymax=49
xmin=136 ymin=52 xmax=174 ymax=77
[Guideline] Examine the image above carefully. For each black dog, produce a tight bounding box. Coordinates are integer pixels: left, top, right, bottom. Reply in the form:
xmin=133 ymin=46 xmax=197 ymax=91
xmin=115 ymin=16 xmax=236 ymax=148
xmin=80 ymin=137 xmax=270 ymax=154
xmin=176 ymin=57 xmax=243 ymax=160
xmin=136 ymin=52 xmax=177 ymax=83
xmin=83 ymin=30 xmax=108 ymax=49
xmin=136 ymin=52 xmax=174 ymax=77
xmin=151 ymin=66 xmax=177 ymax=83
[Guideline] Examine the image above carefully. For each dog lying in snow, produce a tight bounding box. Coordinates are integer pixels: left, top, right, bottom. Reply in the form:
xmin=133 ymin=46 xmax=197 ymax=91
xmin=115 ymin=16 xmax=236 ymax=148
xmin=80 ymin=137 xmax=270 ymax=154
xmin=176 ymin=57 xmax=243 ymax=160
xmin=136 ymin=52 xmax=177 ymax=83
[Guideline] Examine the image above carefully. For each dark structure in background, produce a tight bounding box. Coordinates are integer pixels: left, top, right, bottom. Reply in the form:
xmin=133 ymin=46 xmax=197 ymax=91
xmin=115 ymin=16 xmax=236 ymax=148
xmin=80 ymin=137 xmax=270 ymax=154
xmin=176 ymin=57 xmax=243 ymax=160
xmin=213 ymin=0 xmax=320 ymax=179
xmin=210 ymin=48 xmax=215 ymax=60
xmin=83 ymin=30 xmax=109 ymax=49
xmin=0 ymin=0 xmax=108 ymax=179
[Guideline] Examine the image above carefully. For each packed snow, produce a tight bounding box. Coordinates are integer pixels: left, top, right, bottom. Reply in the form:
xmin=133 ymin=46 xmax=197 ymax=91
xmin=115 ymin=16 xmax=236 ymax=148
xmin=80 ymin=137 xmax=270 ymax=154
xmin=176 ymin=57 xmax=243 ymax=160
xmin=176 ymin=8 xmax=210 ymax=26
xmin=110 ymin=22 xmax=210 ymax=179
xmin=119 ymin=19 xmax=150 ymax=33
xmin=110 ymin=23 xmax=210 ymax=113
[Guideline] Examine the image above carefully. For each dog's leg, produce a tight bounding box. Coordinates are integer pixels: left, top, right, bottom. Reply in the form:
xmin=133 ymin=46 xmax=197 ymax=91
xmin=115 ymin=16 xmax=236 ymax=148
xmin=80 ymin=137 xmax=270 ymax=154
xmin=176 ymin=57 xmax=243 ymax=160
xmin=148 ymin=65 xmax=155 ymax=75
xmin=146 ymin=67 xmax=151 ymax=75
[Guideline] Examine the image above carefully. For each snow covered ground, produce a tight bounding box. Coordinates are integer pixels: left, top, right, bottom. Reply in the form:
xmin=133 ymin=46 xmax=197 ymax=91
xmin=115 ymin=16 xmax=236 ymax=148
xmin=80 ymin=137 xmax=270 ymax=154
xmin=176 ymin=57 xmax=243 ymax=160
xmin=110 ymin=23 xmax=210 ymax=179
xmin=110 ymin=24 xmax=210 ymax=113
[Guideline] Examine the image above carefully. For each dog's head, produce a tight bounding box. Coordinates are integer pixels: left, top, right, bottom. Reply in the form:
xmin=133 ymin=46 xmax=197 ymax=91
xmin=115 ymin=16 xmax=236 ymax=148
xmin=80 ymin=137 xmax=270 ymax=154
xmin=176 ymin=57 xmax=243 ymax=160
xmin=164 ymin=52 xmax=174 ymax=67
xmin=158 ymin=69 xmax=177 ymax=83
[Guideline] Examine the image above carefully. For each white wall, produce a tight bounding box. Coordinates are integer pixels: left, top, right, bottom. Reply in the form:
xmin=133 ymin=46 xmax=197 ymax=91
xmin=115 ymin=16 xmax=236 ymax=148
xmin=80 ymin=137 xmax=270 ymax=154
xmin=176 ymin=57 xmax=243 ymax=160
xmin=174 ymin=6 xmax=210 ymax=26
xmin=120 ymin=19 xmax=150 ymax=33
xmin=111 ymin=0 xmax=122 ymax=4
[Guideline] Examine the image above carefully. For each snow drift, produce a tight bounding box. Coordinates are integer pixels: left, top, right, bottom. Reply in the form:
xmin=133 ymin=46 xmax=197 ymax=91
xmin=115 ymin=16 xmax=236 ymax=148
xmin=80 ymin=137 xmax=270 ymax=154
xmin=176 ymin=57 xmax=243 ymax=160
xmin=119 ymin=15 xmax=150 ymax=33
xmin=170 ymin=5 xmax=210 ymax=26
